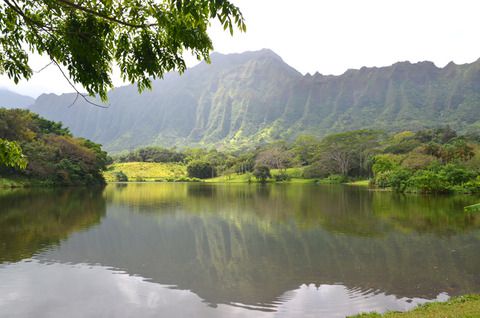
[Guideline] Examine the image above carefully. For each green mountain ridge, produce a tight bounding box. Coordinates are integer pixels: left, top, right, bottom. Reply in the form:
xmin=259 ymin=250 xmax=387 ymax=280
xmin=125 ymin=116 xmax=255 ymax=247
xmin=28 ymin=49 xmax=480 ymax=152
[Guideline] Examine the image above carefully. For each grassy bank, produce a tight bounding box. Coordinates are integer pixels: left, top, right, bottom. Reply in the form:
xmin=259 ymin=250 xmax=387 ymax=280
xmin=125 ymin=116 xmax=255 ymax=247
xmin=347 ymin=179 xmax=371 ymax=187
xmin=205 ymin=168 xmax=316 ymax=184
xmin=348 ymin=295 xmax=480 ymax=318
xmin=103 ymin=162 xmax=372 ymax=185
xmin=465 ymin=203 xmax=480 ymax=213
xmin=0 ymin=177 xmax=31 ymax=188
xmin=104 ymin=162 xmax=188 ymax=182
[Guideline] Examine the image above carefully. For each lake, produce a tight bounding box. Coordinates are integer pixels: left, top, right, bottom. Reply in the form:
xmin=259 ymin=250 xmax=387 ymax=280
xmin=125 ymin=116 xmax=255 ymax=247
xmin=1 ymin=183 xmax=479 ymax=317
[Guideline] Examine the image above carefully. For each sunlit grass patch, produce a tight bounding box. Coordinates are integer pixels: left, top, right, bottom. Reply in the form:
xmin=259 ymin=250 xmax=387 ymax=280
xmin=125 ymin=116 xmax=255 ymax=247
xmin=347 ymin=179 xmax=371 ymax=187
xmin=103 ymin=162 xmax=187 ymax=182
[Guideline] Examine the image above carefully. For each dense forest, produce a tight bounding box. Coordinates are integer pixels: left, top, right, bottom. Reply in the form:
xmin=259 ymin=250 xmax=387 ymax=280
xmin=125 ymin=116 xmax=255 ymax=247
xmin=112 ymin=127 xmax=480 ymax=193
xmin=0 ymin=108 xmax=109 ymax=186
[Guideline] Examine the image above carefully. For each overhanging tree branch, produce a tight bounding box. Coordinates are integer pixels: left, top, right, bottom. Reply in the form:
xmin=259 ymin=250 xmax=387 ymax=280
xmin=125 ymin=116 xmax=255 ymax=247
xmin=52 ymin=59 xmax=109 ymax=108
xmin=0 ymin=0 xmax=246 ymax=101
xmin=54 ymin=0 xmax=157 ymax=28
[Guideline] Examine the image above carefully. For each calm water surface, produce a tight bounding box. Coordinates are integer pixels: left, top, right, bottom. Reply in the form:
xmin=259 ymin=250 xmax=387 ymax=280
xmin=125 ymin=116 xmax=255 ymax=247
xmin=1 ymin=183 xmax=479 ymax=317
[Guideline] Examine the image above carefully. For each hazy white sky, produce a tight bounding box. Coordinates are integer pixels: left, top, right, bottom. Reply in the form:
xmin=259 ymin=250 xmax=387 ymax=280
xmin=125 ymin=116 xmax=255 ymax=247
xmin=1 ymin=0 xmax=480 ymax=97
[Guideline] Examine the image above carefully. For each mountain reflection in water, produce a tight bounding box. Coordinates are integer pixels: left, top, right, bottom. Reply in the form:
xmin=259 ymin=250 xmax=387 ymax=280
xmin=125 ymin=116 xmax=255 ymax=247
xmin=0 ymin=183 xmax=479 ymax=317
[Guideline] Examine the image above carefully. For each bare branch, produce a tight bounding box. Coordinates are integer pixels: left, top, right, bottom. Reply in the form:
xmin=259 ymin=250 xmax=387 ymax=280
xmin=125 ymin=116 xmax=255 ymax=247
xmin=52 ymin=59 xmax=109 ymax=109
xmin=67 ymin=93 xmax=79 ymax=108
xmin=33 ymin=60 xmax=53 ymax=73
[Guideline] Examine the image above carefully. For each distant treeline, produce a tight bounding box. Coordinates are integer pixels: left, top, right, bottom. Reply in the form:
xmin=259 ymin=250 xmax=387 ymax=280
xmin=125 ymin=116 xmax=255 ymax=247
xmin=114 ymin=127 xmax=480 ymax=193
xmin=0 ymin=108 xmax=109 ymax=186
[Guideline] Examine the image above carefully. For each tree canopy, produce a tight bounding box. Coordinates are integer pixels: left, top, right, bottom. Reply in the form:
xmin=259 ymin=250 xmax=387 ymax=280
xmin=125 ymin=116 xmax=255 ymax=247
xmin=0 ymin=108 xmax=109 ymax=185
xmin=0 ymin=0 xmax=246 ymax=100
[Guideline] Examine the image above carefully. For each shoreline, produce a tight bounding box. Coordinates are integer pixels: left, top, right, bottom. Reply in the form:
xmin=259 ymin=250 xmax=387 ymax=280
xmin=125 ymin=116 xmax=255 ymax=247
xmin=348 ymin=294 xmax=480 ymax=317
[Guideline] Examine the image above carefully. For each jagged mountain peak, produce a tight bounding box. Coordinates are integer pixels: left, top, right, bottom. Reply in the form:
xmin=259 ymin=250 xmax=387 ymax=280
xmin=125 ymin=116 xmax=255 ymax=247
xmin=209 ymin=48 xmax=283 ymax=63
xmin=27 ymin=50 xmax=480 ymax=152
xmin=196 ymin=49 xmax=300 ymax=78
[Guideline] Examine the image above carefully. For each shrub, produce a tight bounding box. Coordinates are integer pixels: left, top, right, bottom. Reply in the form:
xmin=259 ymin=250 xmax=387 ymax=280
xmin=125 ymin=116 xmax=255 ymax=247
xmin=115 ymin=171 xmax=128 ymax=182
xmin=187 ymin=160 xmax=216 ymax=179
xmin=408 ymin=170 xmax=450 ymax=193
xmin=55 ymin=159 xmax=83 ymax=184
xmin=374 ymin=171 xmax=394 ymax=188
xmin=461 ymin=177 xmax=480 ymax=193
xmin=372 ymin=154 xmax=402 ymax=175
xmin=439 ymin=164 xmax=475 ymax=185
xmin=303 ymin=161 xmax=330 ymax=178
xmin=464 ymin=155 xmax=480 ymax=174
xmin=320 ymin=174 xmax=348 ymax=184
xmin=386 ymin=168 xmax=412 ymax=192
xmin=253 ymin=165 xmax=271 ymax=183
xmin=274 ymin=172 xmax=290 ymax=182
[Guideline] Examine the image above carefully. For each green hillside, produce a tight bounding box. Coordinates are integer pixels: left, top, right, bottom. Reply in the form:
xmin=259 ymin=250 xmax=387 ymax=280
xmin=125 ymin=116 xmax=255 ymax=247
xmin=104 ymin=162 xmax=187 ymax=182
xmin=29 ymin=50 xmax=480 ymax=151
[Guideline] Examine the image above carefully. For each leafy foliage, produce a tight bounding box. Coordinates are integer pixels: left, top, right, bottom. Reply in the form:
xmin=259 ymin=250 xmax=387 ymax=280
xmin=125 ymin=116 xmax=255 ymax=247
xmin=255 ymin=142 xmax=292 ymax=171
xmin=187 ymin=160 xmax=216 ymax=179
xmin=253 ymin=165 xmax=271 ymax=183
xmin=0 ymin=0 xmax=246 ymax=100
xmin=314 ymin=130 xmax=384 ymax=176
xmin=0 ymin=139 xmax=27 ymax=169
xmin=302 ymin=161 xmax=330 ymax=179
xmin=116 ymin=146 xmax=186 ymax=163
xmin=114 ymin=170 xmax=128 ymax=182
xmin=370 ymin=128 xmax=480 ymax=193
xmin=104 ymin=127 xmax=480 ymax=192
xmin=0 ymin=108 xmax=108 ymax=185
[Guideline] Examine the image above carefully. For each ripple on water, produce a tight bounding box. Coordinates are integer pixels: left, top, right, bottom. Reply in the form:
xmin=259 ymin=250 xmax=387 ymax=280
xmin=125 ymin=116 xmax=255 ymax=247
xmin=259 ymin=284 xmax=447 ymax=318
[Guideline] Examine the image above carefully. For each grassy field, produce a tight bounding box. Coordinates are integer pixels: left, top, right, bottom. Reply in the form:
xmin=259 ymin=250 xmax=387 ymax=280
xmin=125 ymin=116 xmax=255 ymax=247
xmin=102 ymin=164 xmax=381 ymax=187
xmin=104 ymin=162 xmax=188 ymax=182
xmin=104 ymin=163 xmax=311 ymax=183
xmin=346 ymin=179 xmax=371 ymax=187
xmin=204 ymin=173 xmax=253 ymax=183
xmin=205 ymin=167 xmax=315 ymax=183
xmin=348 ymin=295 xmax=480 ymax=318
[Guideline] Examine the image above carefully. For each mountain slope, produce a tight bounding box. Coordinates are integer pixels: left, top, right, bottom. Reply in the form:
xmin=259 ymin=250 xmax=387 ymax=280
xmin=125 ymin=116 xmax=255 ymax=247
xmin=0 ymin=89 xmax=35 ymax=108
xmin=29 ymin=50 xmax=480 ymax=151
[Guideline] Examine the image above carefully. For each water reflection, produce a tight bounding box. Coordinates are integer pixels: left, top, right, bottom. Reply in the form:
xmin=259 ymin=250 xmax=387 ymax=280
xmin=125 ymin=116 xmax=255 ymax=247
xmin=0 ymin=183 xmax=479 ymax=317
xmin=2 ymin=260 xmax=450 ymax=318
xmin=0 ymin=188 xmax=106 ymax=263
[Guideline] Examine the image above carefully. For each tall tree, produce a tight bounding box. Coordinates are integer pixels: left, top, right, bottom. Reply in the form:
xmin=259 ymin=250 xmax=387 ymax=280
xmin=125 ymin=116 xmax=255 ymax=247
xmin=316 ymin=130 xmax=383 ymax=176
xmin=291 ymin=135 xmax=320 ymax=166
xmin=256 ymin=143 xmax=291 ymax=172
xmin=0 ymin=0 xmax=246 ymax=100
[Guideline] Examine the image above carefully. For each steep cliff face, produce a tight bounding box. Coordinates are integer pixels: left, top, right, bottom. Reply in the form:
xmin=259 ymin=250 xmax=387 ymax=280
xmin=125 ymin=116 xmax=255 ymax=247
xmin=29 ymin=49 xmax=480 ymax=151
